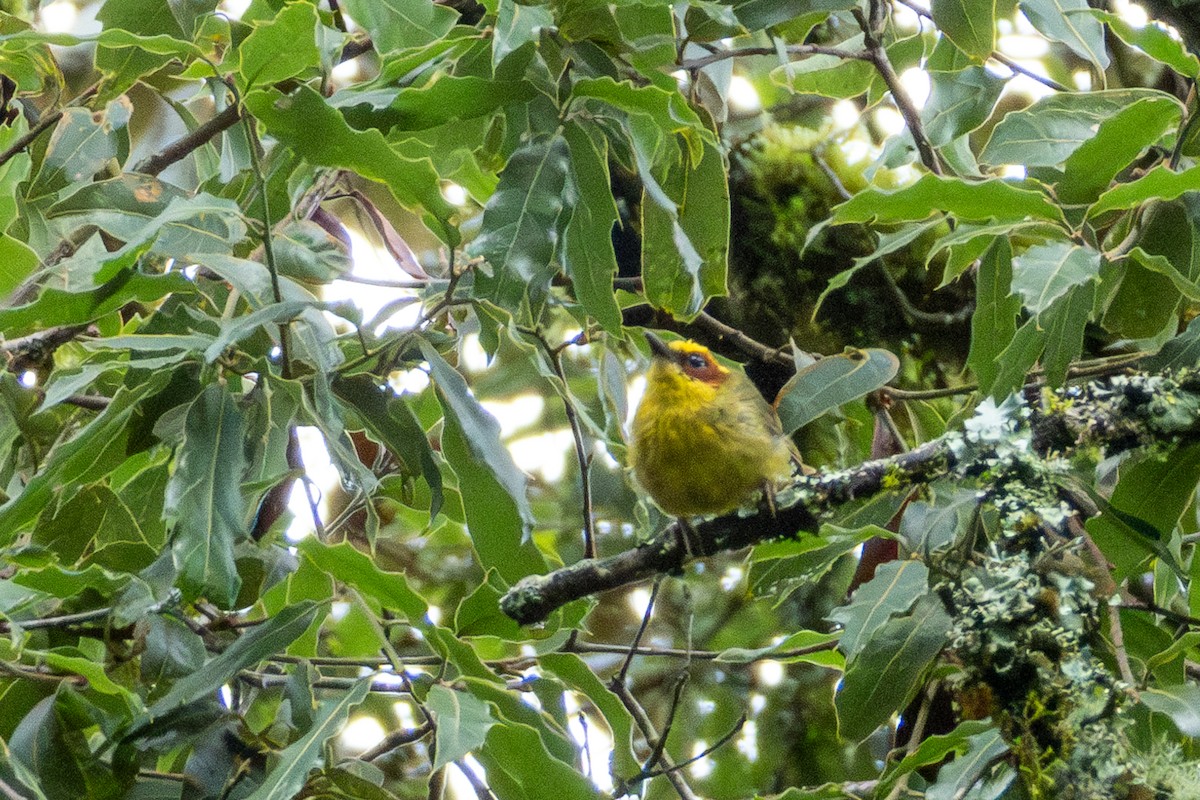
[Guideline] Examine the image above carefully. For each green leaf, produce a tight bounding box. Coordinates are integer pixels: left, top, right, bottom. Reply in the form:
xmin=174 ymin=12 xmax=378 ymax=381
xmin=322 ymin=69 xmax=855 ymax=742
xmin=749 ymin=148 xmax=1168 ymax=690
xmin=1018 ymin=0 xmax=1108 ymax=72
xmin=1058 ymin=94 xmax=1183 ymax=204
xmin=419 ymin=340 xmax=536 ymax=544
xmin=539 ymin=652 xmax=639 ymax=778
xmin=930 ymin=0 xmax=995 ymax=60
xmin=236 ymin=1 xmax=320 ymax=90
xmin=980 ymin=89 xmax=1170 ymax=168
xmin=32 ymin=484 xmax=141 ymax=566
xmin=339 ymin=0 xmax=458 ymax=54
xmin=145 ymin=600 xmax=318 ymax=720
xmin=246 ymin=678 xmax=370 ymax=800
xmin=829 ymin=560 xmax=930 ymax=662
xmin=1085 ymin=445 xmax=1200 ymax=582
xmin=925 ymin=728 xmax=1012 ymax=800
xmin=988 ymin=315 xmax=1045 ymax=399
xmin=469 ymin=134 xmax=570 ymax=312
xmin=831 ymin=174 xmax=1064 ymax=226
xmin=332 ymin=375 xmax=444 ymax=518
xmin=1144 ymin=316 xmax=1200 ymax=372
xmin=244 ymin=86 xmax=457 ymax=244
xmin=0 ymin=269 xmax=188 ymax=336
xmin=165 ymin=385 xmax=249 ymax=607
xmin=1141 ymin=683 xmax=1200 ymax=736
xmin=26 ymin=98 xmax=132 ymax=200
xmin=640 ymin=139 xmax=730 ymax=319
xmin=834 ymin=595 xmax=951 ymax=742
xmin=572 ymin=77 xmax=710 ymax=163
xmin=771 ymin=38 xmax=875 ymax=99
xmin=775 ymin=349 xmax=899 ymax=435
xmin=876 ymin=720 xmax=998 ymax=798
xmin=297 ymin=538 xmax=429 ymax=625
xmin=815 ymin=219 xmax=945 ymax=314
xmin=478 ymin=720 xmax=599 ymax=800
xmin=427 ymin=684 xmax=497 ymax=771
xmin=1010 ymin=240 xmax=1100 ymax=313
xmin=493 ymin=0 xmax=553 ymax=67
xmin=1088 ymin=164 xmax=1200 ymax=218
xmin=562 ymin=123 xmax=623 ymax=335
xmin=1039 ymin=281 xmax=1094 ymax=387
xmin=271 ymin=220 xmax=352 ymax=284
xmin=0 ymin=234 xmax=38 ymax=299
xmin=713 ymin=629 xmax=843 ymax=668
xmin=922 ymin=66 xmax=1005 ymax=147
xmin=969 ymin=240 xmax=1020 ymax=397
xmin=0 ymin=372 xmax=172 ymax=542
xmin=1089 ymin=10 xmax=1199 ymax=79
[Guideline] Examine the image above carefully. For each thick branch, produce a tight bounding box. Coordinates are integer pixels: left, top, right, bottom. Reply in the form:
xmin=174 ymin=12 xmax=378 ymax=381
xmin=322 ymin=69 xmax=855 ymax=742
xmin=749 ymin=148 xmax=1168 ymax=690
xmin=502 ymin=370 xmax=1200 ymax=625
xmin=501 ymin=440 xmax=952 ymax=625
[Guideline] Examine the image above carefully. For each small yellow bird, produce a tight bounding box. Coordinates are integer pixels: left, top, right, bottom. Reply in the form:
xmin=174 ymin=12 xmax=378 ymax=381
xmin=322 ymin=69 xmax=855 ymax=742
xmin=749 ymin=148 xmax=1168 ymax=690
xmin=629 ymin=332 xmax=798 ymax=517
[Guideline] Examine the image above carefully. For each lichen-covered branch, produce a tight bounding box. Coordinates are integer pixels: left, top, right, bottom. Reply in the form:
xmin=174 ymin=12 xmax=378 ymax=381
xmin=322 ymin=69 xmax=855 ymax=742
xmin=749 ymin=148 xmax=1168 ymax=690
xmin=500 ymin=370 xmax=1200 ymax=624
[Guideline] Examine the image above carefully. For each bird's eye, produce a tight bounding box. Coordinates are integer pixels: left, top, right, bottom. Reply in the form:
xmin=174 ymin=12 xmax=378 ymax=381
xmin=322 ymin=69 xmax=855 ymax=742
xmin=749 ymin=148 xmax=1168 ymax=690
xmin=686 ymin=354 xmax=707 ymax=370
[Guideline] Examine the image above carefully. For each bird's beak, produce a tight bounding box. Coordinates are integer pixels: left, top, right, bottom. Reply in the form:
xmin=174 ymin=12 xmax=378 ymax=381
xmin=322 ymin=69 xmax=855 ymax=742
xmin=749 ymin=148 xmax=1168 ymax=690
xmin=645 ymin=331 xmax=673 ymax=360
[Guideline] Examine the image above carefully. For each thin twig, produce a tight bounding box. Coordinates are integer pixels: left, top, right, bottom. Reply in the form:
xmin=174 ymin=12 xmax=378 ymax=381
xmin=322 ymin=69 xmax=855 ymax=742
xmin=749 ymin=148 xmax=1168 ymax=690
xmin=885 ymin=683 xmax=935 ymax=800
xmin=0 ymin=778 xmax=31 ymax=800
xmin=641 ymin=672 xmax=690 ymax=775
xmin=133 ymin=103 xmax=242 ymax=176
xmin=640 ymin=714 xmax=747 ymax=780
xmin=454 ymin=760 xmax=498 ymax=800
xmin=526 ymin=328 xmax=597 ymax=558
xmin=615 ymin=577 xmax=662 ymax=686
xmin=856 ymin=2 xmax=944 ymax=175
xmin=610 ymin=681 xmax=701 ymax=800
xmin=875 ymin=262 xmax=973 ymax=328
xmin=0 ymin=83 xmax=100 ymax=170
xmin=361 ymin=722 xmax=433 ymax=761
xmin=679 ymin=43 xmax=872 ymax=71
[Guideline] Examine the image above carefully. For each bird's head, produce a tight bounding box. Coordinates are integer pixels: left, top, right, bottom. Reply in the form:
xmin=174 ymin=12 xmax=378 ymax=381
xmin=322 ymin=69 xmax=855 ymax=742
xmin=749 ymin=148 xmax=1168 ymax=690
xmin=645 ymin=332 xmax=730 ymax=388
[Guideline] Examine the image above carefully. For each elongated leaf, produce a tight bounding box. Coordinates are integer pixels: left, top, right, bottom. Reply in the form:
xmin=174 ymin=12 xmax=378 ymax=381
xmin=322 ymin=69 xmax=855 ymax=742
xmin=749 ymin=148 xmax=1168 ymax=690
xmin=640 ymin=138 xmax=729 ymax=319
xmin=244 ymin=86 xmax=457 ymax=244
xmin=1058 ymin=95 xmax=1183 ymax=204
xmin=427 ymin=684 xmax=497 ymax=771
xmin=478 ymin=720 xmax=599 ymax=800
xmin=1010 ymin=240 xmax=1100 ymax=313
xmin=876 ymin=720 xmax=997 ymax=798
xmin=572 ymin=76 xmax=710 ymax=162
xmin=166 ymin=385 xmax=248 ymax=607
xmin=0 ymin=272 xmax=192 ymax=339
xmin=237 ymin=1 xmax=319 ymax=89
xmin=469 ymin=135 xmax=570 ymax=312
xmin=332 ymin=375 xmax=444 ymax=518
xmin=539 ymin=653 xmax=639 ymax=778
xmin=1039 ymin=281 xmax=1093 ymax=387
xmin=341 ymin=0 xmax=457 ymax=53
xmin=1088 ymin=164 xmax=1200 ymax=218
xmin=419 ymin=340 xmax=535 ymax=537
xmin=246 ymin=678 xmax=370 ymax=800
xmin=832 ymin=174 xmax=1064 ymax=226
xmin=922 ymin=66 xmax=1005 ymax=147
xmin=834 ymin=595 xmax=951 ymax=742
xmin=981 ymin=89 xmax=1170 ymax=168
xmin=775 ymin=349 xmax=899 ymax=435
xmin=829 ymin=560 xmax=930 ymax=662
xmin=562 ymin=123 xmax=623 ymax=334
xmin=27 ymin=98 xmax=132 ymax=200
xmin=1144 ymin=316 xmax=1200 ymax=372
xmin=1141 ymin=684 xmax=1200 ymax=737
xmin=297 ymin=538 xmax=428 ymax=624
xmin=969 ymin=240 xmax=1020 ymax=396
xmin=1089 ymin=10 xmax=1199 ymax=79
xmin=925 ymin=728 xmax=1012 ymax=800
xmin=1019 ymin=0 xmax=1108 ymax=72
xmin=0 ymin=371 xmax=172 ymax=542
xmin=714 ymin=629 xmax=843 ymax=667
xmin=930 ymin=0 xmax=995 ymax=60
xmin=145 ymin=601 xmax=318 ymax=719
xmin=1086 ymin=445 xmax=1200 ymax=582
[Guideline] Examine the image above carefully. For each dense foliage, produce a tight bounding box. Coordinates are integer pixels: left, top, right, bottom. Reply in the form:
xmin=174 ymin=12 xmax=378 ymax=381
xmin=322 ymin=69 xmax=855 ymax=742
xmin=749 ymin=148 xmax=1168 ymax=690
xmin=4 ymin=0 xmax=1200 ymax=798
